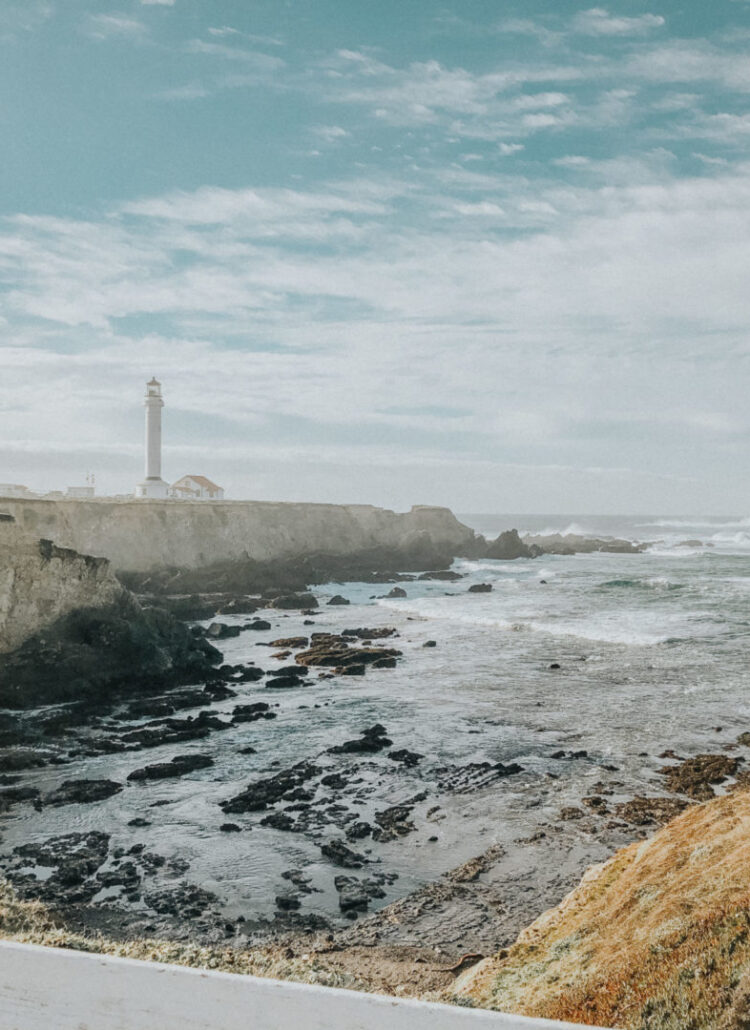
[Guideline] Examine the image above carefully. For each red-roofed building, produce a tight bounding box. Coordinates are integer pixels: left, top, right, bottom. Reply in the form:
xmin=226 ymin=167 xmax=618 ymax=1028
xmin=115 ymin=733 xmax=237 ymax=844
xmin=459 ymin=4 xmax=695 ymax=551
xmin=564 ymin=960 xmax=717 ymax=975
xmin=170 ymin=475 xmax=225 ymax=500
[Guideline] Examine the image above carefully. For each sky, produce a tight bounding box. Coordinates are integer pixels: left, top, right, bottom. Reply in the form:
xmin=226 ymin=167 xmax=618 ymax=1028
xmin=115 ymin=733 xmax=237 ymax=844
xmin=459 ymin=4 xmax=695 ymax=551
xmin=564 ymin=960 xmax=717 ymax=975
xmin=1 ymin=0 xmax=750 ymax=513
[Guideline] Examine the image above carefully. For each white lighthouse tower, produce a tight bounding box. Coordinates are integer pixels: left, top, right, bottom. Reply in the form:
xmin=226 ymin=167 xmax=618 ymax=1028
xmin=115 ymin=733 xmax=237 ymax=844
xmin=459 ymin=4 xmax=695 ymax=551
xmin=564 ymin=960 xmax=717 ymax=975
xmin=135 ymin=378 xmax=169 ymax=499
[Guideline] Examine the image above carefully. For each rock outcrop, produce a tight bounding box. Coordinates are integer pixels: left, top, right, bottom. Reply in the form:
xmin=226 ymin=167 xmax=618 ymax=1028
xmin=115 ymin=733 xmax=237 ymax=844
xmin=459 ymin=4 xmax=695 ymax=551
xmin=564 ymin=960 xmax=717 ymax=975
xmin=0 ymin=523 xmax=219 ymax=708
xmin=0 ymin=525 xmax=125 ymax=654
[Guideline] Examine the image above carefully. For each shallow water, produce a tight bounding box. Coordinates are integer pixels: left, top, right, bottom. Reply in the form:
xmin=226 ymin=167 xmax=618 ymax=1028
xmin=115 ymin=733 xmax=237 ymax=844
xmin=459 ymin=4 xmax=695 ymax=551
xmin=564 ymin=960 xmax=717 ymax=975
xmin=2 ymin=513 xmax=750 ymax=927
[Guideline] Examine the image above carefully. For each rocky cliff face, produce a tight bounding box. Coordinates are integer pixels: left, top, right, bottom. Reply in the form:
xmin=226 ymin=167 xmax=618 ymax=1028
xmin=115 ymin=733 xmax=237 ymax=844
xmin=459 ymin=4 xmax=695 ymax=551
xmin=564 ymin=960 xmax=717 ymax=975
xmin=0 ymin=499 xmax=478 ymax=574
xmin=0 ymin=522 xmax=219 ymax=708
xmin=0 ymin=524 xmax=126 ymax=654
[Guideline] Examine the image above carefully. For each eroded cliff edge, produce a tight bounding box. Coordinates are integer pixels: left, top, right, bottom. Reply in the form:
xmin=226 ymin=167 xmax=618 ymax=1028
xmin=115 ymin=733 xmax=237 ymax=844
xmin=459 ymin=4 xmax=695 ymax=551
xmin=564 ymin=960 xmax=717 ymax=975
xmin=0 ymin=523 xmax=219 ymax=707
xmin=0 ymin=499 xmax=478 ymax=575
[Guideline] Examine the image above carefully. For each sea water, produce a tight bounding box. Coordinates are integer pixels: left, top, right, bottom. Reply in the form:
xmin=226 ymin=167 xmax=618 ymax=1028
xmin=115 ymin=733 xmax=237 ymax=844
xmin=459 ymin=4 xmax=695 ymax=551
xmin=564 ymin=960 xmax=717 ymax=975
xmin=2 ymin=514 xmax=749 ymax=927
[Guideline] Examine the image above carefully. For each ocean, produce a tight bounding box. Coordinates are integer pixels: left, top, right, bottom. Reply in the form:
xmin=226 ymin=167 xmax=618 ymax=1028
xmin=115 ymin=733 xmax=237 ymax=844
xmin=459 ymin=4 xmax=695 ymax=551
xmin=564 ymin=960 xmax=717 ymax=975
xmin=2 ymin=513 xmax=749 ymax=935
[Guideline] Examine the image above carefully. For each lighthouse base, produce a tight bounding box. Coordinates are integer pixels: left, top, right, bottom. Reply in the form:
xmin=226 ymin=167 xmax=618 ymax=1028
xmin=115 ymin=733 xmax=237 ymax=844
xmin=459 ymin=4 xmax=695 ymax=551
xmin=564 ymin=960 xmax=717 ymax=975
xmin=135 ymin=478 xmax=170 ymax=500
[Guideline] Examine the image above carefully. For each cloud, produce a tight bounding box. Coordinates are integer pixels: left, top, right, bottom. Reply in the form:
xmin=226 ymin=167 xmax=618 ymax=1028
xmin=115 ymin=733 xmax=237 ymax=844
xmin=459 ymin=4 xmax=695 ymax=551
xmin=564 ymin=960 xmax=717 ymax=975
xmin=627 ymin=40 xmax=750 ymax=90
xmin=313 ymin=125 xmax=351 ymax=142
xmin=573 ymin=8 xmax=665 ymax=36
xmin=83 ymin=13 xmax=147 ymax=41
xmin=208 ymin=25 xmax=284 ymax=46
xmin=185 ymin=38 xmax=285 ymax=69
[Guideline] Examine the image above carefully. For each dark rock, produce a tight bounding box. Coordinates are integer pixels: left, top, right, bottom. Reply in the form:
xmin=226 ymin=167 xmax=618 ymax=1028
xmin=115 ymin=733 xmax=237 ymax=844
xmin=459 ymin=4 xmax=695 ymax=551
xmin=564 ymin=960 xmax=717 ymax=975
xmin=275 ymin=892 xmax=302 ymax=911
xmin=220 ymin=823 xmax=241 ymax=832
xmin=417 ymin=570 xmax=463 ymax=581
xmin=205 ymin=622 xmax=241 ymax=640
xmin=221 ymin=761 xmax=321 ymax=814
xmin=144 ymin=882 xmax=218 ymax=918
xmin=45 ymin=779 xmax=123 ymax=806
xmin=266 ymin=676 xmax=306 ymax=689
xmin=262 ymin=811 xmax=296 ymax=831
xmin=232 ymin=666 xmax=265 ymax=683
xmin=422 ymin=640 xmax=437 ymax=648
xmin=327 ymin=595 xmax=351 ymax=606
xmin=270 ymin=637 xmax=309 ymax=649
xmin=0 ymin=599 xmax=222 ymax=710
xmin=120 ymin=724 xmax=211 ymax=749
xmin=371 ymin=657 xmax=397 ymax=669
xmin=468 ymin=583 xmax=493 ymax=593
xmin=484 ymin=529 xmax=536 ymax=561
xmin=127 ymin=817 xmax=151 ymax=827
xmin=388 ymin=749 xmax=424 ymax=767
xmin=0 ymin=748 xmax=56 ymax=772
xmin=321 ymin=840 xmax=367 ymax=868
xmin=8 ymin=831 xmax=110 ymax=905
xmin=341 ymin=628 xmax=397 ymax=640
xmin=247 ymin=619 xmax=272 ymax=631
xmin=127 ymin=754 xmax=214 ymax=782
xmin=372 ymin=804 xmax=416 ymax=842
xmin=0 ymin=786 xmax=41 ymax=812
xmin=232 ymin=702 xmax=271 ymax=724
xmin=268 ymin=593 xmax=318 ymax=610
xmin=345 ymin=821 xmax=372 ymax=840
xmin=386 ymin=587 xmax=407 ymax=598
xmin=334 ymin=876 xmax=370 ymax=911
xmin=328 ymin=724 xmax=392 ymax=755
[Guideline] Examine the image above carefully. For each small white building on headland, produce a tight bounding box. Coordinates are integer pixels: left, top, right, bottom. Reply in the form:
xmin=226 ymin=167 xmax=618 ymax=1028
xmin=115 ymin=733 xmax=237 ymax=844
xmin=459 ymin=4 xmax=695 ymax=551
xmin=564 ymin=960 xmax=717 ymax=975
xmin=134 ymin=378 xmax=225 ymax=501
xmin=0 ymin=484 xmax=36 ymax=499
xmin=170 ymin=475 xmax=224 ymax=500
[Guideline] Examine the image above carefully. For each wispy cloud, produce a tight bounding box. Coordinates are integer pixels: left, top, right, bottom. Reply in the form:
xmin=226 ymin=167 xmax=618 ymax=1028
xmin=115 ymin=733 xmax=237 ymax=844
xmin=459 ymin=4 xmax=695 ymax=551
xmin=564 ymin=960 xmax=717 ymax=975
xmin=573 ymin=8 xmax=666 ymax=36
xmin=83 ymin=13 xmax=148 ymax=41
xmin=185 ymin=38 xmax=285 ymax=69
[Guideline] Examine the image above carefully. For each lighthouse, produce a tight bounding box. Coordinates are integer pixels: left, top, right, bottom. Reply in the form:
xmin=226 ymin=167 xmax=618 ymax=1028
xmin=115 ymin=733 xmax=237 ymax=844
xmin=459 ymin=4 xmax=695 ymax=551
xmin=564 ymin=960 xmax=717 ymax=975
xmin=135 ymin=378 xmax=169 ymax=499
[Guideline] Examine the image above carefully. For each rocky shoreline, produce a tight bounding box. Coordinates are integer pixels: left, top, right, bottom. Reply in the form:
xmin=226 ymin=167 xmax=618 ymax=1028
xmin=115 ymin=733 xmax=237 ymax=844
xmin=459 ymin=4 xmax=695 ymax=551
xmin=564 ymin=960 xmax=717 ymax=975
xmin=2 ymin=515 xmax=711 ymax=1000
xmin=1 ymin=573 xmax=743 ymax=970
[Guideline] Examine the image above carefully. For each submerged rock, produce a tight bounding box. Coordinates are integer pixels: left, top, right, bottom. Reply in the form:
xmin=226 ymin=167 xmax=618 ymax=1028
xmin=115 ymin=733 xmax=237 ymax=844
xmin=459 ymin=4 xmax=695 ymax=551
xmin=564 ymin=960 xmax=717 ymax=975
xmin=205 ymin=622 xmax=241 ymax=640
xmin=328 ymin=724 xmax=392 ymax=755
xmin=45 ymin=779 xmax=123 ymax=806
xmin=221 ymin=761 xmax=321 ymax=814
xmin=127 ymin=754 xmax=214 ymax=782
xmin=268 ymin=593 xmax=319 ymax=610
xmin=321 ymin=840 xmax=367 ymax=869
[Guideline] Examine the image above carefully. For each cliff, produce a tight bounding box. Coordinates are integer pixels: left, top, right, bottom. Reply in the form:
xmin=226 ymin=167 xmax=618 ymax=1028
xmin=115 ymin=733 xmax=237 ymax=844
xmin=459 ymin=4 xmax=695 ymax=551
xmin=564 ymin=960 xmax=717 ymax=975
xmin=0 ymin=499 xmax=477 ymax=575
xmin=0 ymin=522 xmax=219 ymax=708
xmin=453 ymin=788 xmax=750 ymax=1029
xmin=0 ymin=523 xmax=126 ymax=654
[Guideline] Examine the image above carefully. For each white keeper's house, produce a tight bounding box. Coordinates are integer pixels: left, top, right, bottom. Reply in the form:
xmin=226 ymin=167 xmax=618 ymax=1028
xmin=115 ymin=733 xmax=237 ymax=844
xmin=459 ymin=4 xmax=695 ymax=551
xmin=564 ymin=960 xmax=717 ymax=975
xmin=170 ymin=474 xmax=224 ymax=501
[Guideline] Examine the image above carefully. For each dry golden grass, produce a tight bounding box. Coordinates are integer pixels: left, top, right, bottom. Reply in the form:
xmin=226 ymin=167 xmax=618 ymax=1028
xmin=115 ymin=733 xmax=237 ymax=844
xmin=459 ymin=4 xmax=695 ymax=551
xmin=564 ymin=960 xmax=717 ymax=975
xmin=453 ymin=789 xmax=750 ymax=1028
xmin=0 ymin=880 xmax=367 ymax=992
